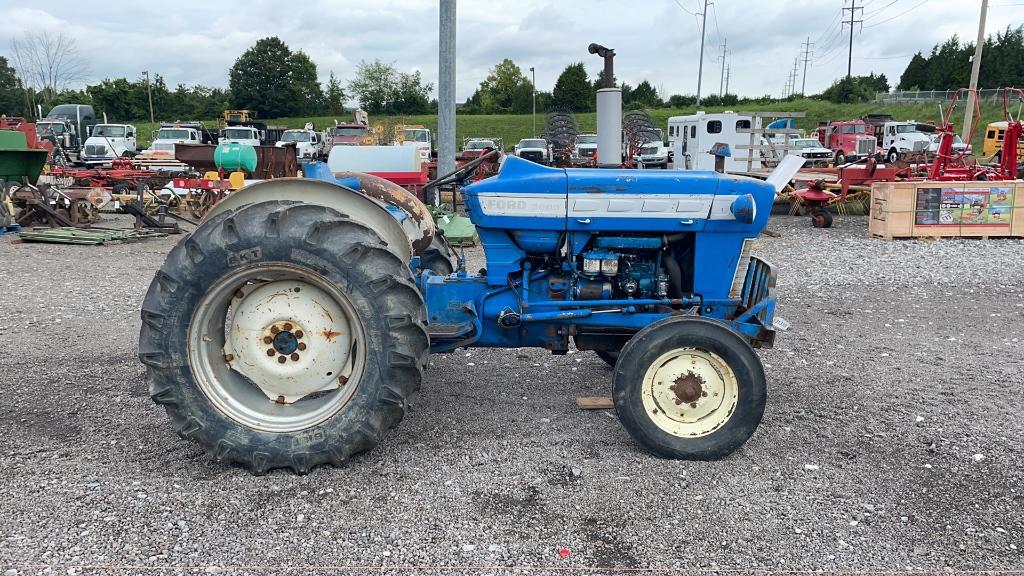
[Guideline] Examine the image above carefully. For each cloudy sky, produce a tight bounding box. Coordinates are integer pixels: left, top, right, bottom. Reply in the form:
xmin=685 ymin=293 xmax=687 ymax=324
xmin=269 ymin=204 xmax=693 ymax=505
xmin=1 ymin=0 xmax=1019 ymax=102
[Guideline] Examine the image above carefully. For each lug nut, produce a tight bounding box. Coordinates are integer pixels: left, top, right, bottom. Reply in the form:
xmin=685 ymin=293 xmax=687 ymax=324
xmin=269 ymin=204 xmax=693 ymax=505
xmin=297 ymin=342 xmax=307 ymax=351
xmin=290 ymin=353 xmax=300 ymax=361
xmin=294 ymin=330 xmax=304 ymax=339
xmin=270 ymin=325 xmax=280 ymax=334
xmin=283 ymin=322 xmax=293 ymax=331
xmin=277 ymin=356 xmax=287 ymax=364
xmin=263 ymin=336 xmax=273 ymax=344
xmin=266 ymin=349 xmax=276 ymax=357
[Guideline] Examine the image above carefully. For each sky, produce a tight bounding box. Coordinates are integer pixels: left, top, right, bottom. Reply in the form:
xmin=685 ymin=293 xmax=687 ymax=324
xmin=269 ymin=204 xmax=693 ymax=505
xmin=0 ymin=0 xmax=1020 ymax=103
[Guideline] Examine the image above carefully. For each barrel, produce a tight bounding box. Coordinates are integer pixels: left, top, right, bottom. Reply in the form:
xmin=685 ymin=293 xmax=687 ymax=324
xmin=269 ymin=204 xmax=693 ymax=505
xmin=214 ymin=143 xmax=257 ymax=173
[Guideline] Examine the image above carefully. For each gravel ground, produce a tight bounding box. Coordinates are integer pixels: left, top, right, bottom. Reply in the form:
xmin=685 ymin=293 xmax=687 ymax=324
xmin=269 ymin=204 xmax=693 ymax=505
xmin=1 ymin=214 xmax=1022 ymax=576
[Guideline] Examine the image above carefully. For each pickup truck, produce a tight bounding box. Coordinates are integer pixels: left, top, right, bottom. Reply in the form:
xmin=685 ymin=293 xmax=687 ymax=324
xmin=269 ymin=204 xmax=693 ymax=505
xmin=80 ymin=123 xmax=137 ymax=164
xmin=631 ymin=128 xmax=669 ymax=168
xmin=513 ymin=138 xmax=551 ymax=165
xmin=573 ymin=133 xmax=598 ymax=164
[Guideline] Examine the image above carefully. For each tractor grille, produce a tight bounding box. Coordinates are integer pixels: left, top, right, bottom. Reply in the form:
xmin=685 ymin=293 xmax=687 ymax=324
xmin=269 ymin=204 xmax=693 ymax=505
xmin=84 ymin=144 xmax=109 ymax=157
xmin=520 ymin=150 xmax=544 ymax=162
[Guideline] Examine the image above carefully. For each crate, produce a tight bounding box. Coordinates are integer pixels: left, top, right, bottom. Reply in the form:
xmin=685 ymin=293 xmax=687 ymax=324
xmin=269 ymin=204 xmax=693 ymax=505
xmin=869 ymin=180 xmax=1024 ymax=239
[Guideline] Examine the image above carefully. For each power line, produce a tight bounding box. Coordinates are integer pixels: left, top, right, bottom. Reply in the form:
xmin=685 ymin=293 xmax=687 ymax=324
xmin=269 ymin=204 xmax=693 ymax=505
xmin=842 ymin=0 xmax=864 ymax=77
xmin=864 ymin=0 xmax=931 ymax=27
xmin=670 ymin=0 xmax=696 ymax=16
xmin=862 ymin=0 xmax=898 ymax=20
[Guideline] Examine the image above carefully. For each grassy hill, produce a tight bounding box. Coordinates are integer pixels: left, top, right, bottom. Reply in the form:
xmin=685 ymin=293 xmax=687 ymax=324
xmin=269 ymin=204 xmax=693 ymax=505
xmin=132 ymin=99 xmax=1007 ymax=153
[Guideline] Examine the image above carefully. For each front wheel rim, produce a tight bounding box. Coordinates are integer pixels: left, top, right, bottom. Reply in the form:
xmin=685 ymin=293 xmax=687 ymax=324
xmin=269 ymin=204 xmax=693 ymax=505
xmin=640 ymin=348 xmax=739 ymax=438
xmin=187 ymin=263 xmax=368 ymax=433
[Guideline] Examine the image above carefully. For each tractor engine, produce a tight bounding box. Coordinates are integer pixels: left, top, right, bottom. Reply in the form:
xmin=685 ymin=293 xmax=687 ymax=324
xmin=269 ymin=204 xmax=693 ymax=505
xmin=419 ymin=156 xmax=776 ymax=353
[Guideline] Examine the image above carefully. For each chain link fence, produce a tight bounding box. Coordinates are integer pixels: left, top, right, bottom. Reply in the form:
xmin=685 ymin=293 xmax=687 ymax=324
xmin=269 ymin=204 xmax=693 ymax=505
xmin=874 ymin=89 xmax=1007 ymax=104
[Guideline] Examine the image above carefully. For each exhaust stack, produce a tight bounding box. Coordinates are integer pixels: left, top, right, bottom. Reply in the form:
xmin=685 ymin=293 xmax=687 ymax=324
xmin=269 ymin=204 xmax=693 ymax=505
xmin=589 ymin=43 xmax=621 ymax=168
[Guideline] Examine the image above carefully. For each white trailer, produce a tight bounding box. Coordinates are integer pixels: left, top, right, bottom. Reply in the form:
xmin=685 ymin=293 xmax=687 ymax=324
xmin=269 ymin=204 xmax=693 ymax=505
xmin=668 ymin=112 xmax=761 ymax=172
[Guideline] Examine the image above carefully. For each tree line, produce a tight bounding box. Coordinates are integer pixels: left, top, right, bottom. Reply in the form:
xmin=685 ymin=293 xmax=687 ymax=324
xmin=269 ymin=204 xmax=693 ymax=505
xmin=6 ymin=26 xmax=1023 ymax=123
xmin=898 ymin=26 xmax=1024 ymax=91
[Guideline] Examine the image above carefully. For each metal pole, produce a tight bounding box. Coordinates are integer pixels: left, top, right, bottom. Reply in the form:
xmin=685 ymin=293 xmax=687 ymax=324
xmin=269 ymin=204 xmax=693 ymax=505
xmin=725 ymin=64 xmax=730 ymax=95
xmin=530 ymin=66 xmax=536 ymax=136
xmin=962 ymin=0 xmax=988 ymax=140
xmin=843 ymin=0 xmax=862 ymax=79
xmin=718 ymin=38 xmax=727 ymax=97
xmin=696 ymin=0 xmax=709 ymax=107
xmin=438 ymin=0 xmax=456 ymax=192
xmin=144 ymin=71 xmax=154 ymax=124
xmin=801 ymin=36 xmax=812 ymax=95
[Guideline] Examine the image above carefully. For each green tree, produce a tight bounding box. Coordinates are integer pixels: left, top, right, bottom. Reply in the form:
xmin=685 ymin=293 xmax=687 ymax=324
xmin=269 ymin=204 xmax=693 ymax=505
xmin=898 ymin=52 xmax=929 ymax=90
xmin=348 ymin=59 xmax=396 ymax=114
xmin=552 ymin=63 xmax=592 ymax=112
xmin=348 ymin=60 xmax=432 ymax=115
xmin=289 ymin=50 xmax=323 ymax=116
xmin=0 ymin=56 xmax=25 ymax=116
xmin=393 ymin=69 xmax=432 ymax=114
xmin=469 ymin=58 xmax=533 ymax=114
xmin=229 ymin=37 xmax=298 ymax=118
xmin=324 ymin=71 xmax=346 ymax=115
xmin=629 ymin=80 xmax=662 ymax=107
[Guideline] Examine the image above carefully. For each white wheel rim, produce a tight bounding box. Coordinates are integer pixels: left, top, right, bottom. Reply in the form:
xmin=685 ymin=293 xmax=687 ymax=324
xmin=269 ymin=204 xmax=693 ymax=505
xmin=640 ymin=348 xmax=739 ymax=438
xmin=188 ymin=264 xmax=367 ymax=433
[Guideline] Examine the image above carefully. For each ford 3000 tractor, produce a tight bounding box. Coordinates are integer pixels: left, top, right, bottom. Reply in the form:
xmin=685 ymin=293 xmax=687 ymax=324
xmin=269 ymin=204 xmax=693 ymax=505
xmin=139 ymin=156 xmax=784 ymax=474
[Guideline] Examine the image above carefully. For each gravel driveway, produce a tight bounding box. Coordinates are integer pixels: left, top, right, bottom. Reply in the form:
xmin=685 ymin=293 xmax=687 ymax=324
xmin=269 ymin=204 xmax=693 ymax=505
xmin=1 ymin=214 xmax=1021 ymax=575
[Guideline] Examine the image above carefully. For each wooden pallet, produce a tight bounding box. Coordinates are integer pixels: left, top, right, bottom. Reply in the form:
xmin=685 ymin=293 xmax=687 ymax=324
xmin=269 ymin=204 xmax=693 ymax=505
xmin=870 ymin=180 xmax=1024 ymax=239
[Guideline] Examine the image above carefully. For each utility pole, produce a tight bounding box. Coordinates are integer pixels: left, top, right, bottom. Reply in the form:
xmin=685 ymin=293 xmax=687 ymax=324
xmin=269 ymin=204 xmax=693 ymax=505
xmin=791 ymin=58 xmax=800 ymax=97
xmin=142 ymin=70 xmax=154 ymax=124
xmin=963 ymin=0 xmax=988 ymax=139
xmin=800 ymin=36 xmax=813 ymax=95
xmin=438 ymin=0 xmax=456 ymax=191
xmin=842 ymin=0 xmax=863 ymax=78
xmin=530 ymin=66 xmax=536 ymax=136
xmin=718 ymin=38 xmax=727 ymax=97
xmin=725 ymin=64 xmax=730 ymax=96
xmin=696 ymin=0 xmax=710 ymax=107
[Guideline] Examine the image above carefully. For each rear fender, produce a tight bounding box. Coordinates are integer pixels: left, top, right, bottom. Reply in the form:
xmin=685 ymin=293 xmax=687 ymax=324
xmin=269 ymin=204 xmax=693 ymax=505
xmin=204 ymin=177 xmax=412 ymax=264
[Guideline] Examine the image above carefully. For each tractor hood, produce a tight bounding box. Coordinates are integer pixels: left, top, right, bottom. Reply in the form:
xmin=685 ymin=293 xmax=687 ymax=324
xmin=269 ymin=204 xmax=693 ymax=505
xmin=463 ymin=156 xmax=774 ymax=234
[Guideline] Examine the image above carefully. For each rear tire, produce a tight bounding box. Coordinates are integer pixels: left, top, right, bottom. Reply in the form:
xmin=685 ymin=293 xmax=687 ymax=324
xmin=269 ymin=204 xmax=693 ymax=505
xmin=612 ymin=316 xmax=766 ymax=459
xmin=139 ymin=200 xmax=429 ymax=474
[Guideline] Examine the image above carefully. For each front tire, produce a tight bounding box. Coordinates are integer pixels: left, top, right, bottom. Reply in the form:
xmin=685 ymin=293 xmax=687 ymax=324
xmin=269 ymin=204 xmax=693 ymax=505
xmin=810 ymin=208 xmax=833 ymax=228
xmin=612 ymin=317 xmax=766 ymax=459
xmin=139 ymin=200 xmax=429 ymax=474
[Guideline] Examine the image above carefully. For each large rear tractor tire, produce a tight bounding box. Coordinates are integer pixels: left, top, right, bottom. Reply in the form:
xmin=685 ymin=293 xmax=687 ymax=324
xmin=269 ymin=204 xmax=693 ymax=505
xmin=612 ymin=316 xmax=767 ymax=459
xmin=139 ymin=200 xmax=429 ymax=474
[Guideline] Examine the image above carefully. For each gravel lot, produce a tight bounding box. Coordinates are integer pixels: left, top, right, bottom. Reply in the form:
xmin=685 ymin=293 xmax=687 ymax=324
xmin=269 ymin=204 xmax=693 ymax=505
xmin=1 ymin=214 xmax=1022 ymax=575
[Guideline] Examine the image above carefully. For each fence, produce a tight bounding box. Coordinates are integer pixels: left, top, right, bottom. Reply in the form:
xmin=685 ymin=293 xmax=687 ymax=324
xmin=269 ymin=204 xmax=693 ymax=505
xmin=874 ymin=89 xmax=1009 ymax=104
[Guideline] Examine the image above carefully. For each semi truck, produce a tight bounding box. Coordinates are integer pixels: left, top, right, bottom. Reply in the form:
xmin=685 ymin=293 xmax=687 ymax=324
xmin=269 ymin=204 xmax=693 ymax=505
xmin=813 ymin=119 xmax=877 ymax=164
xmin=80 ymin=123 xmax=138 ymax=164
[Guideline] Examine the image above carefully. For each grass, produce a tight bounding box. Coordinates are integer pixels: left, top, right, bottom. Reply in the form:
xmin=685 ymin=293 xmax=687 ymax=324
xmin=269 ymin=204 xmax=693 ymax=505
xmin=131 ymin=99 xmax=1008 ymax=153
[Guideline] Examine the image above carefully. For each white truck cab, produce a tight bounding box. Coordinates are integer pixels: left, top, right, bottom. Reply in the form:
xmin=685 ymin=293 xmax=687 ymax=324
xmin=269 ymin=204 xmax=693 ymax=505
xmin=277 ymin=127 xmax=325 ymax=160
xmin=513 ymin=138 xmax=551 ymax=164
xmin=396 ymin=126 xmax=432 ymax=163
xmin=81 ymin=123 xmax=137 ymax=164
xmin=146 ymin=125 xmax=203 ymax=155
xmin=220 ymin=126 xmax=263 ymax=146
xmin=667 ymin=111 xmax=761 ymax=171
xmin=573 ymin=133 xmax=598 ymax=164
xmin=632 ymin=128 xmax=669 ymax=168
xmin=928 ymin=133 xmax=970 ymax=155
xmin=882 ymin=121 xmax=934 ymax=162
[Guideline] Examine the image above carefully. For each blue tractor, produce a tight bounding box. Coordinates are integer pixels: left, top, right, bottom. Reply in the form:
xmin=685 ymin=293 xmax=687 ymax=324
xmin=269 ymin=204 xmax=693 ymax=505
xmin=139 ymin=156 xmax=783 ymax=474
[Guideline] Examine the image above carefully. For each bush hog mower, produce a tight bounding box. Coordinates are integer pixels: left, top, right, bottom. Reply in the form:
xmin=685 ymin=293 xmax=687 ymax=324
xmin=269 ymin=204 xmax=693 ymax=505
xmin=139 ymin=155 xmax=788 ymax=474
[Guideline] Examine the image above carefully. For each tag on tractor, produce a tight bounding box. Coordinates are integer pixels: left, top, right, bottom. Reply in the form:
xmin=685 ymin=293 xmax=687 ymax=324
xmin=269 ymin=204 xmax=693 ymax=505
xmin=773 ymin=317 xmax=791 ymax=332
